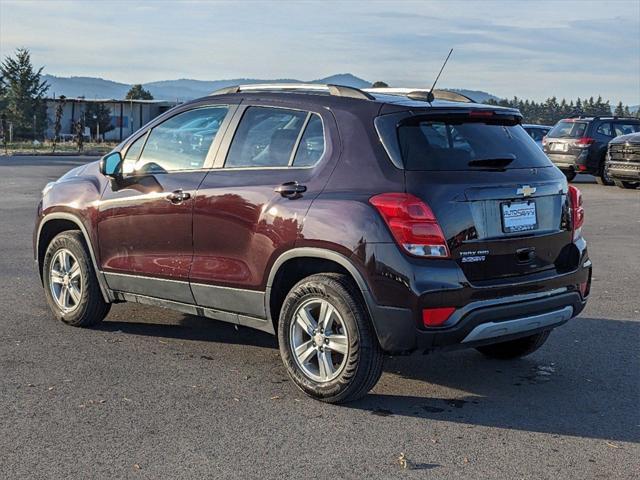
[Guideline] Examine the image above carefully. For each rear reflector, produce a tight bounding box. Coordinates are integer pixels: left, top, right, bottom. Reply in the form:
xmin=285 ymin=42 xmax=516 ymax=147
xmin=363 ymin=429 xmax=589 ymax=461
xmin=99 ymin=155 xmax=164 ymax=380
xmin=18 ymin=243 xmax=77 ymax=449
xmin=579 ymin=281 xmax=590 ymax=298
xmin=423 ymin=307 xmax=456 ymax=327
xmin=568 ymin=185 xmax=584 ymax=240
xmin=369 ymin=193 xmax=450 ymax=258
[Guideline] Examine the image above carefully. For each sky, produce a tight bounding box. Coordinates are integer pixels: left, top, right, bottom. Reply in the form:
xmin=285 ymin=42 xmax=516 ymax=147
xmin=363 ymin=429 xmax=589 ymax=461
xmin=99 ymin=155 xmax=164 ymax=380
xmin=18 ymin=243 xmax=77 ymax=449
xmin=1 ymin=0 xmax=639 ymax=104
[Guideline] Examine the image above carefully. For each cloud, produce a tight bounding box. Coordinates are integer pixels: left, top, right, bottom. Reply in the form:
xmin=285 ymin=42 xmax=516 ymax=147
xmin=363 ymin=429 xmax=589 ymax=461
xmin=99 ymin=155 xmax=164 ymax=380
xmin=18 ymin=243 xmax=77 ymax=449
xmin=0 ymin=0 xmax=638 ymax=104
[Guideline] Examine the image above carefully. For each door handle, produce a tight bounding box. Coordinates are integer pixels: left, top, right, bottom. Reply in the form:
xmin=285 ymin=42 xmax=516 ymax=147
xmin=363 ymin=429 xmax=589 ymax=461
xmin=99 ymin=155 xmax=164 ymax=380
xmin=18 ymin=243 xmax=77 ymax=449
xmin=274 ymin=181 xmax=307 ymax=198
xmin=166 ymin=189 xmax=191 ymax=204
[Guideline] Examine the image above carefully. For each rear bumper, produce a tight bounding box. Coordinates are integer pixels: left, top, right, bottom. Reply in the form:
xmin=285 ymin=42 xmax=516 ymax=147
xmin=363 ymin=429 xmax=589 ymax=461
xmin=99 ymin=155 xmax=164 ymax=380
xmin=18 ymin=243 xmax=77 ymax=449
xmin=356 ymin=241 xmax=591 ymax=354
xmin=369 ymin=288 xmax=587 ymax=354
xmin=547 ymin=151 xmax=597 ymax=173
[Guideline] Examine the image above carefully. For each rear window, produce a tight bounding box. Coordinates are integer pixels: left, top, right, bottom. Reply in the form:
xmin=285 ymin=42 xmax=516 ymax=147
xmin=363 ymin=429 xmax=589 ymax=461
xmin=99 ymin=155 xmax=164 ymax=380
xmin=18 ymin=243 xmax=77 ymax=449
xmin=397 ymin=119 xmax=552 ymax=171
xmin=548 ymin=121 xmax=587 ymax=138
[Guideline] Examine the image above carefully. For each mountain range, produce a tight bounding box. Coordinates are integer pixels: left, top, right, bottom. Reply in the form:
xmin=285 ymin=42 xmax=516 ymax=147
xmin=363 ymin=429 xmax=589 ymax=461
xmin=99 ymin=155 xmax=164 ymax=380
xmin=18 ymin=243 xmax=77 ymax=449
xmin=42 ymin=73 xmax=500 ymax=103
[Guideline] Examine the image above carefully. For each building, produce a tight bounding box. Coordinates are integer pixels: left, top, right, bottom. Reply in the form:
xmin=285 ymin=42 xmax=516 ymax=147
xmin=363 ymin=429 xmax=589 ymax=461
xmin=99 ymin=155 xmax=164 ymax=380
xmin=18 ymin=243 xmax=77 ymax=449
xmin=45 ymin=97 xmax=179 ymax=142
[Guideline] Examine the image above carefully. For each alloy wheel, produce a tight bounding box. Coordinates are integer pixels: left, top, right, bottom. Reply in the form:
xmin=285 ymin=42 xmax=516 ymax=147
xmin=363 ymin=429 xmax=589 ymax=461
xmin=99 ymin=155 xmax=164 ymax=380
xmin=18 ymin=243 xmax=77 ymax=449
xmin=290 ymin=297 xmax=349 ymax=382
xmin=49 ymin=248 xmax=82 ymax=313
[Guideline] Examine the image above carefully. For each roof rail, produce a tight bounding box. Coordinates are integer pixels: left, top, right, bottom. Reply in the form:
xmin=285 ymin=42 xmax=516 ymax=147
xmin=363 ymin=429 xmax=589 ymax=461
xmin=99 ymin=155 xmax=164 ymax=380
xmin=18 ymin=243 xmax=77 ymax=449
xmin=364 ymin=87 xmax=475 ymax=103
xmin=569 ymin=114 xmax=639 ymax=121
xmin=209 ymin=83 xmax=374 ymax=100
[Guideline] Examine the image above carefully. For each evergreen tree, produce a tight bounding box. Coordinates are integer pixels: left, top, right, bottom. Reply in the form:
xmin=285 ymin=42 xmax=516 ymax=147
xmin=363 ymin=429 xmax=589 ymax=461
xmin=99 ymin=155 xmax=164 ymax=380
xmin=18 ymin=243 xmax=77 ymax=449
xmin=125 ymin=84 xmax=154 ymax=100
xmin=0 ymin=48 xmax=49 ymax=139
xmin=613 ymin=101 xmax=625 ymax=117
xmin=84 ymin=102 xmax=114 ymax=139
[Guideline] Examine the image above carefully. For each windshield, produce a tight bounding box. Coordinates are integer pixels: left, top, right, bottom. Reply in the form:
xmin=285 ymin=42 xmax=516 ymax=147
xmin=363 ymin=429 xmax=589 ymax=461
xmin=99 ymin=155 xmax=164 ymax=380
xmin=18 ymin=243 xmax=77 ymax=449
xmin=547 ymin=121 xmax=587 ymax=138
xmin=397 ymin=119 xmax=552 ymax=171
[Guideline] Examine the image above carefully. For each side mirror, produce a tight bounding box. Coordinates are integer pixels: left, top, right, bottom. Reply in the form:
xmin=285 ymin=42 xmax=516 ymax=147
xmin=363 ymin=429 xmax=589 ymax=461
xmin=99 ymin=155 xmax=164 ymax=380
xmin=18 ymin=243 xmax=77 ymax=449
xmin=100 ymin=151 xmax=123 ymax=178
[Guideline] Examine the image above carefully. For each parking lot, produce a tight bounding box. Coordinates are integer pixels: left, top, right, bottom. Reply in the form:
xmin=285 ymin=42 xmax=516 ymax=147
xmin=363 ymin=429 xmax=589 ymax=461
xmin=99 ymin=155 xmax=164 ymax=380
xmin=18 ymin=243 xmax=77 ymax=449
xmin=0 ymin=155 xmax=638 ymax=479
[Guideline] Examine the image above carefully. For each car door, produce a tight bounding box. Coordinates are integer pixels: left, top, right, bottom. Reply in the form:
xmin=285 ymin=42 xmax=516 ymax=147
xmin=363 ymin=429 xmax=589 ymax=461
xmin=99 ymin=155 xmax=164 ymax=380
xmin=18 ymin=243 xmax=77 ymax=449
xmin=97 ymin=104 xmax=235 ymax=303
xmin=190 ymin=103 xmax=339 ymax=320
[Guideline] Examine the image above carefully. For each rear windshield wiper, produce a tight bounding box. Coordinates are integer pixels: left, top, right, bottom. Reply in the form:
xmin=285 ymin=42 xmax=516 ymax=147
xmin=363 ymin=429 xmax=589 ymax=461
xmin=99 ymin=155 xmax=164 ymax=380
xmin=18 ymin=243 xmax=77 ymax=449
xmin=467 ymin=157 xmax=515 ymax=169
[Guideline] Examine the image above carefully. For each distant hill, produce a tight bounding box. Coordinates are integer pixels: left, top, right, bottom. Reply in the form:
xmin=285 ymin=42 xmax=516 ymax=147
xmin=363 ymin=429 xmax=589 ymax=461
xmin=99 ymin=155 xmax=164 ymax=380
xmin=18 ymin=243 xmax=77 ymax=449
xmin=42 ymin=73 xmax=498 ymax=103
xmin=43 ymin=73 xmax=373 ymax=101
xmin=444 ymin=88 xmax=499 ymax=103
xmin=43 ymin=75 xmax=131 ymax=99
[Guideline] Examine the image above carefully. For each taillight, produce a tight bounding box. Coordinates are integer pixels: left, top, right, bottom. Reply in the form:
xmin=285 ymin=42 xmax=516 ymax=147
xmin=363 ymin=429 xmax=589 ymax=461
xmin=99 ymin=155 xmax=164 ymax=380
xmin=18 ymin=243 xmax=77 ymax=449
xmin=574 ymin=137 xmax=595 ymax=148
xmin=568 ymin=185 xmax=584 ymax=240
xmin=369 ymin=193 xmax=450 ymax=258
xmin=422 ymin=307 xmax=456 ymax=327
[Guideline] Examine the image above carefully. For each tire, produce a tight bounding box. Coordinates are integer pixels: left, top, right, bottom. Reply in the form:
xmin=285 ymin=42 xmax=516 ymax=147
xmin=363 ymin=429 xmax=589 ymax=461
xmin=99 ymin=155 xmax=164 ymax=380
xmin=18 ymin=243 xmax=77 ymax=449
xmin=613 ymin=180 xmax=639 ymax=189
xmin=595 ymin=164 xmax=614 ymax=185
xmin=42 ymin=231 xmax=110 ymax=327
xmin=562 ymin=170 xmax=576 ymax=182
xmin=476 ymin=331 xmax=550 ymax=359
xmin=278 ymin=273 xmax=383 ymax=403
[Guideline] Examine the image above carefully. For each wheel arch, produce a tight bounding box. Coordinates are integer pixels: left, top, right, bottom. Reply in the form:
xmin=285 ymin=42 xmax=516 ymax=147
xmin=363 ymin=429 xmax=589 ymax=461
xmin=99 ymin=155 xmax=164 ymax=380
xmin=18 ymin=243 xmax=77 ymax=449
xmin=265 ymin=248 xmax=373 ymax=331
xmin=36 ymin=213 xmax=111 ymax=302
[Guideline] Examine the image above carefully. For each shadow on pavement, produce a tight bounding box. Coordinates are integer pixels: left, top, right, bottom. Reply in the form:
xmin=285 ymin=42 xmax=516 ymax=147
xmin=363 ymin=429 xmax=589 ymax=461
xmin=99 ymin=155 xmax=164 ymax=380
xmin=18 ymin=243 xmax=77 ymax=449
xmin=99 ymin=313 xmax=279 ymax=349
xmin=347 ymin=316 xmax=639 ymax=443
xmin=99 ymin=314 xmax=638 ymax=443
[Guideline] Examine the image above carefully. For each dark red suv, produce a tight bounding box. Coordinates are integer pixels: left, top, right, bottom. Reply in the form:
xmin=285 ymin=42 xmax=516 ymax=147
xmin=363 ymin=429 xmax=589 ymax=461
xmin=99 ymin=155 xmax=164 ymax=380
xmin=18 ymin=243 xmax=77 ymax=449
xmin=34 ymin=84 xmax=592 ymax=403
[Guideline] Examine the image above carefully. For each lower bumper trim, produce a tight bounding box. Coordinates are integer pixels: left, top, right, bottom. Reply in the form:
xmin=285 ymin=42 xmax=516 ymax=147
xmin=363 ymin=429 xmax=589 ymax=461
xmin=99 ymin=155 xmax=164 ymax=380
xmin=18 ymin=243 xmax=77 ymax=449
xmin=461 ymin=306 xmax=573 ymax=343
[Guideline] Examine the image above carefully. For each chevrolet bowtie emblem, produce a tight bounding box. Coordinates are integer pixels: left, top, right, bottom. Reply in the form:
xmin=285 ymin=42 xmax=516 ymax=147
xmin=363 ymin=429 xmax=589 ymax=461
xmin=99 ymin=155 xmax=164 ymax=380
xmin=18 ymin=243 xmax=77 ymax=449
xmin=517 ymin=185 xmax=536 ymax=197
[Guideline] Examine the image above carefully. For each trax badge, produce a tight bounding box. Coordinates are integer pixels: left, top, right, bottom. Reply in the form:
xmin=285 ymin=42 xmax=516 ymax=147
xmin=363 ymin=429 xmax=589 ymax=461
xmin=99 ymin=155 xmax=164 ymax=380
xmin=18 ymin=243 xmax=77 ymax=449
xmin=517 ymin=185 xmax=536 ymax=197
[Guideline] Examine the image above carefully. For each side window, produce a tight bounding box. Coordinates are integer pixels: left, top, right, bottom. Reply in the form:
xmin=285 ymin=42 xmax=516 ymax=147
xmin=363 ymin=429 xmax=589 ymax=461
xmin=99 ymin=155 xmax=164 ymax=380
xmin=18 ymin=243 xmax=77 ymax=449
xmin=134 ymin=106 xmax=229 ymax=174
xmin=528 ymin=128 xmax=544 ymax=141
xmin=292 ymin=114 xmax=325 ymax=167
xmin=122 ymin=134 xmax=147 ymax=174
xmin=613 ymin=123 xmax=640 ymax=136
xmin=595 ymin=122 xmax=612 ymax=137
xmin=225 ymin=107 xmax=307 ymax=168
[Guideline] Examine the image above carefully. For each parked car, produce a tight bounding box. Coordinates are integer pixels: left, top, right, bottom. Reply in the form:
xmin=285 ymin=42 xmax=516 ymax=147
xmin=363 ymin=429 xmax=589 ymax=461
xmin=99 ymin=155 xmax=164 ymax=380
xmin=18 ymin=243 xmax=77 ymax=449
xmin=34 ymin=84 xmax=592 ymax=403
xmin=543 ymin=116 xmax=640 ymax=183
xmin=606 ymin=132 xmax=640 ymax=189
xmin=523 ymin=124 xmax=552 ymax=149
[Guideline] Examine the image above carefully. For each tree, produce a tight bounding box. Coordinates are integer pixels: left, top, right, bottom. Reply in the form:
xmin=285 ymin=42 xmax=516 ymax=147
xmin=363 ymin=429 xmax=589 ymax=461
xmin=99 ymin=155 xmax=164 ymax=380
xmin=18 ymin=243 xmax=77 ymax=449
xmin=0 ymin=48 xmax=49 ymax=139
xmin=1 ymin=113 xmax=8 ymax=152
xmin=51 ymin=96 xmax=66 ymax=153
xmin=613 ymin=101 xmax=626 ymax=117
xmin=371 ymin=81 xmax=389 ymax=88
xmin=74 ymin=119 xmax=84 ymax=151
xmin=83 ymin=102 xmax=114 ymax=140
xmin=126 ymin=84 xmax=154 ymax=100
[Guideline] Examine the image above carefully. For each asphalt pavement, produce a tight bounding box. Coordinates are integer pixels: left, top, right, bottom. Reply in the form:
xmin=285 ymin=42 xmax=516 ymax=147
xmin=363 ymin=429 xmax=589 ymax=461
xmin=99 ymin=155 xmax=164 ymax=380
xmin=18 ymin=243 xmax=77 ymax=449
xmin=0 ymin=155 xmax=638 ymax=479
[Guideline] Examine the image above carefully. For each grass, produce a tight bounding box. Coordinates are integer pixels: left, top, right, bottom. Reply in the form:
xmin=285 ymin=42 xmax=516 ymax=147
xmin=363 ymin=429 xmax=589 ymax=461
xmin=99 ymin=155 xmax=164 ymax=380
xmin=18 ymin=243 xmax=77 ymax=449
xmin=0 ymin=140 xmax=117 ymax=156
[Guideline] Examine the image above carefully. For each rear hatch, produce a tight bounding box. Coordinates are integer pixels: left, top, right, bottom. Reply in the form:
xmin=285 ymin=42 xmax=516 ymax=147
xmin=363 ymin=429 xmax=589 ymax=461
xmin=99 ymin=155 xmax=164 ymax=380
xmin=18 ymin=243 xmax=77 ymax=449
xmin=543 ymin=119 xmax=590 ymax=162
xmin=380 ymin=108 xmax=573 ymax=282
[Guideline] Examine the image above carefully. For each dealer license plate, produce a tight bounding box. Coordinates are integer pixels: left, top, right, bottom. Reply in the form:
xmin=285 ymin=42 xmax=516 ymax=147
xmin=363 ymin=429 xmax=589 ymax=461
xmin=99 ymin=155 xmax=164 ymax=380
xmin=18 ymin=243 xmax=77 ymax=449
xmin=501 ymin=201 xmax=537 ymax=233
